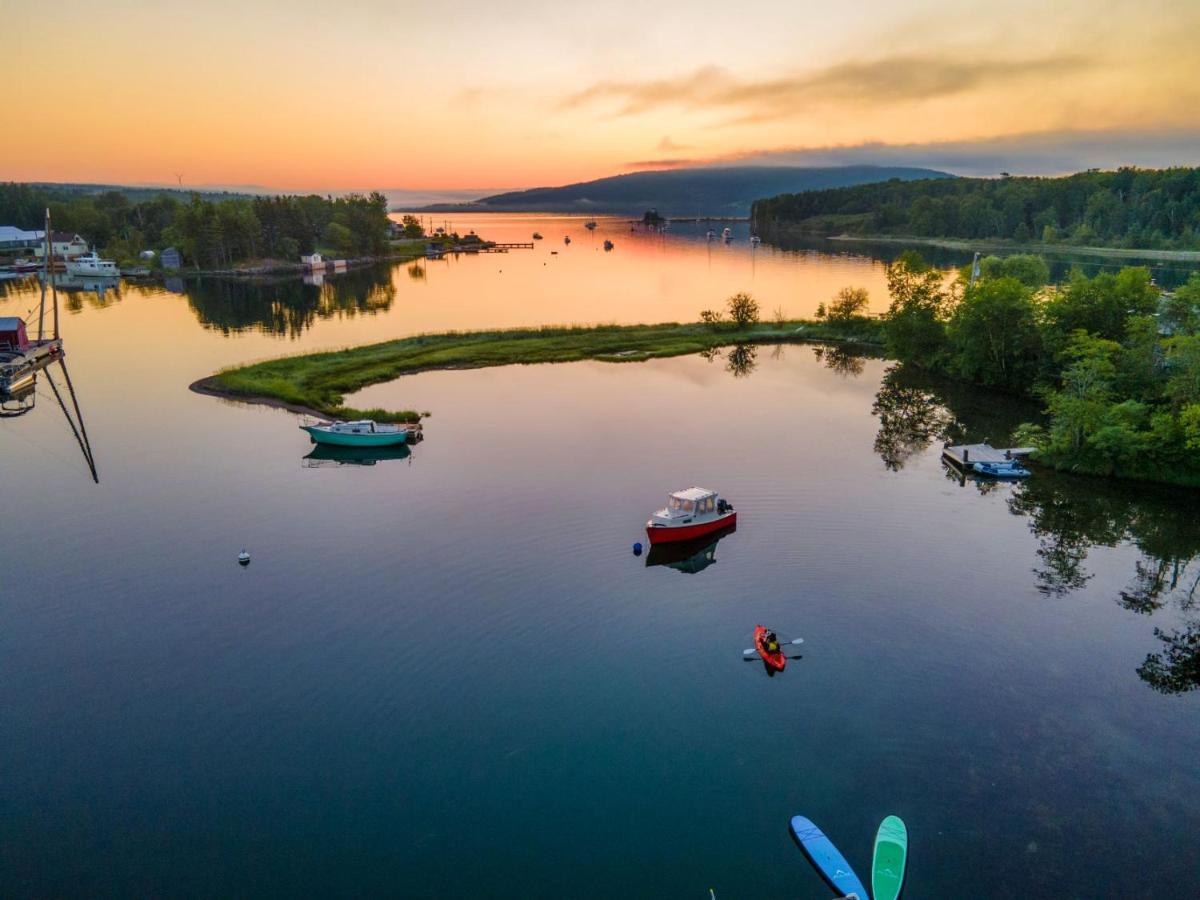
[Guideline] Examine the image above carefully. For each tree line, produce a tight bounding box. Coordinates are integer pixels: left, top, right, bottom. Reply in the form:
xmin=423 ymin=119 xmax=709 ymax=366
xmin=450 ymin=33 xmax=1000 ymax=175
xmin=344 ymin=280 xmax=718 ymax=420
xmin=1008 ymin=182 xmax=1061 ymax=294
xmin=0 ymin=182 xmax=395 ymax=268
xmin=751 ymin=168 xmax=1200 ymax=249
xmin=879 ymin=250 xmax=1200 ymax=485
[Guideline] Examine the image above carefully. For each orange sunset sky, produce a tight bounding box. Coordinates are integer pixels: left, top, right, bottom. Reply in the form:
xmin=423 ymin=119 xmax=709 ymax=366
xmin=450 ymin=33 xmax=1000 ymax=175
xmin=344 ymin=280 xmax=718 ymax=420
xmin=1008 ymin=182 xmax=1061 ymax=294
xmin=5 ymin=0 xmax=1200 ymax=193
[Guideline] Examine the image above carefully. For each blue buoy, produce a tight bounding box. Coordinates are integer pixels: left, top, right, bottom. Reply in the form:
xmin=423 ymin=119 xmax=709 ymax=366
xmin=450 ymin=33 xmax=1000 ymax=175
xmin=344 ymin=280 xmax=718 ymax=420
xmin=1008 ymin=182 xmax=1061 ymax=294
xmin=632 ymin=542 xmax=643 ymax=556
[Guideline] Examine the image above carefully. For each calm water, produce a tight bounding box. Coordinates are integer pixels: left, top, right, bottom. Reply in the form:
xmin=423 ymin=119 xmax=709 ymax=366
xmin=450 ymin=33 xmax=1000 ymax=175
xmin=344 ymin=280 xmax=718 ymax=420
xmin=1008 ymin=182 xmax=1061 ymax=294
xmin=2 ymin=217 xmax=1199 ymax=897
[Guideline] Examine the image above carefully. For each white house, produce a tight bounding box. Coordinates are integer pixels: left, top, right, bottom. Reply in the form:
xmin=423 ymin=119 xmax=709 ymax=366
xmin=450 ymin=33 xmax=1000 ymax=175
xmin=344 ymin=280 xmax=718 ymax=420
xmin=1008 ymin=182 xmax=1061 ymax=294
xmin=301 ymin=252 xmax=323 ymax=268
xmin=33 ymin=231 xmax=89 ymax=259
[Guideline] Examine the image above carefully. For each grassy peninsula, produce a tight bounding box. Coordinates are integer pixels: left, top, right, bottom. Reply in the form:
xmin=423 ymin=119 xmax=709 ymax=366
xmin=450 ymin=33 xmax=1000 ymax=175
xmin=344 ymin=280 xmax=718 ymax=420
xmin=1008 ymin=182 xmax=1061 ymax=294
xmin=193 ymin=317 xmax=883 ymax=422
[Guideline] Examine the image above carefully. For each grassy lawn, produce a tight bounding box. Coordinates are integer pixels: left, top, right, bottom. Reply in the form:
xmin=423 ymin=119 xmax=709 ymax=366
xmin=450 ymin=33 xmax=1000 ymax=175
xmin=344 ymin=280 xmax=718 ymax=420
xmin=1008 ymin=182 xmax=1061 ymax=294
xmin=203 ymin=318 xmax=883 ymax=422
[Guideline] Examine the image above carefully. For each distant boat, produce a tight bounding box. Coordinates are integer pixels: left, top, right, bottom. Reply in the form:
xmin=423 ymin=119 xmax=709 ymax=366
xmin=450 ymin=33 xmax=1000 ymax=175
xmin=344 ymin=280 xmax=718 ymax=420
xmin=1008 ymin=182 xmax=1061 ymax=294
xmin=706 ymin=229 xmax=716 ymax=240
xmin=749 ymin=235 xmax=762 ymax=245
xmin=722 ymin=227 xmax=732 ymax=242
xmin=564 ymin=236 xmax=571 ymax=245
xmin=603 ymin=239 xmax=614 ymax=251
xmin=66 ymin=250 xmax=119 ymax=277
xmin=584 ymin=221 xmax=597 ymax=230
xmin=300 ymin=419 xmax=411 ymax=447
xmin=532 ymin=232 xmax=543 ymax=240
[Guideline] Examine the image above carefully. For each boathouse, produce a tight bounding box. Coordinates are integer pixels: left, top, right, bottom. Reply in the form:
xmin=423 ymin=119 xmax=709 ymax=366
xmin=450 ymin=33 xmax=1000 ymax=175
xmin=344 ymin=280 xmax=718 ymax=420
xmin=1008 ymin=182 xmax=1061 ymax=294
xmin=0 ymin=317 xmax=30 ymax=352
xmin=0 ymin=226 xmax=44 ymax=252
xmin=161 ymin=247 xmax=183 ymax=270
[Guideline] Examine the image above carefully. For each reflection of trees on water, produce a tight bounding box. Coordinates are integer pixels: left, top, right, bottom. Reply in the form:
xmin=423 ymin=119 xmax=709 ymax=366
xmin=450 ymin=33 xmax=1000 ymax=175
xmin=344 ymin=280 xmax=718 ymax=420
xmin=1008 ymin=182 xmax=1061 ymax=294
xmin=870 ymin=363 xmax=1038 ymax=472
xmin=725 ymin=344 xmax=757 ymax=378
xmin=697 ymin=343 xmax=758 ymax=378
xmin=811 ymin=345 xmax=865 ymax=378
xmin=1009 ymin=464 xmax=1200 ymax=693
xmin=186 ymin=264 xmax=396 ymax=337
xmin=871 ymin=366 xmax=955 ymax=471
xmin=872 ymin=361 xmax=1200 ymax=693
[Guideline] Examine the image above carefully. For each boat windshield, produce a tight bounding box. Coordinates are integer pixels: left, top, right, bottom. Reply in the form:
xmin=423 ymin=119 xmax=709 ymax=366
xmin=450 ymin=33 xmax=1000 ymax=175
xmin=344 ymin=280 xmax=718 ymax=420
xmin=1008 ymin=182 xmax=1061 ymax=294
xmin=668 ymin=494 xmax=716 ymax=514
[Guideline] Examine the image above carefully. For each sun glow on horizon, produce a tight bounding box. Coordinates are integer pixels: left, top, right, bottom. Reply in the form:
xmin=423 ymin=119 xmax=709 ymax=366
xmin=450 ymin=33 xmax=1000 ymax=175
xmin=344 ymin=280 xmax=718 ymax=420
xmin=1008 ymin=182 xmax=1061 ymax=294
xmin=4 ymin=0 xmax=1200 ymax=192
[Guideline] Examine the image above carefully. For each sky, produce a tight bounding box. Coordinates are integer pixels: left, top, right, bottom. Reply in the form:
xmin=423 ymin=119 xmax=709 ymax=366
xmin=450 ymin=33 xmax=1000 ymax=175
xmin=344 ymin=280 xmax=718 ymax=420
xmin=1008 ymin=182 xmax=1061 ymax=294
xmin=4 ymin=0 xmax=1200 ymax=195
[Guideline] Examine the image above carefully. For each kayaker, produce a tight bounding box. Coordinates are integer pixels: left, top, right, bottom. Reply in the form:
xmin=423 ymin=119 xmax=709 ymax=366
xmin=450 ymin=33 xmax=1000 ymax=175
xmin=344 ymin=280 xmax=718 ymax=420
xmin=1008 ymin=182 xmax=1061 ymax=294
xmin=763 ymin=629 xmax=780 ymax=653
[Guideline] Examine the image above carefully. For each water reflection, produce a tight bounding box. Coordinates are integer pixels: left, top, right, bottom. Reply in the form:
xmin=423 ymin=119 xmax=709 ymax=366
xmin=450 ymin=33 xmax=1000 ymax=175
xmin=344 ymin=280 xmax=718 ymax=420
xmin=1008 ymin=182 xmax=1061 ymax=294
xmin=811 ymin=344 xmax=866 ymax=378
xmin=644 ymin=524 xmax=736 ymax=574
xmin=699 ymin=343 xmax=758 ymax=378
xmin=186 ymin=264 xmax=396 ymax=337
xmin=41 ymin=273 xmax=121 ymax=310
xmin=865 ymin=359 xmax=1200 ymax=692
xmin=302 ymin=443 xmax=412 ymax=468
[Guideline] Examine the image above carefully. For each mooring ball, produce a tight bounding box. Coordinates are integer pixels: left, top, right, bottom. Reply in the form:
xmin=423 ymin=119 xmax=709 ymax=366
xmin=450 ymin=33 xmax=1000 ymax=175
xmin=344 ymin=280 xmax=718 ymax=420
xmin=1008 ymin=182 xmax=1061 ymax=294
xmin=632 ymin=542 xmax=643 ymax=556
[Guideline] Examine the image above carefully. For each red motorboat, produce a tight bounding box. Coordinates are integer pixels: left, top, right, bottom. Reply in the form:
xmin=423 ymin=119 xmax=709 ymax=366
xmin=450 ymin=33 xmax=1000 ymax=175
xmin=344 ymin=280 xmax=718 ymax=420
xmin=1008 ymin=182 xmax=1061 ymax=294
xmin=645 ymin=487 xmax=736 ymax=545
xmin=754 ymin=625 xmax=786 ymax=671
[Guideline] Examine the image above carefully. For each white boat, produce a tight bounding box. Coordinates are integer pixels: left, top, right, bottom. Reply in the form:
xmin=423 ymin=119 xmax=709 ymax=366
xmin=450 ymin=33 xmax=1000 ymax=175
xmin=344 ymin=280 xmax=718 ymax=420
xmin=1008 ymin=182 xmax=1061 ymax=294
xmin=722 ymin=227 xmax=732 ymax=242
xmin=749 ymin=235 xmax=762 ymax=245
xmin=66 ymin=249 xmax=119 ymax=277
xmin=706 ymin=230 xmax=716 ymax=240
xmin=299 ymin=418 xmax=411 ymax=447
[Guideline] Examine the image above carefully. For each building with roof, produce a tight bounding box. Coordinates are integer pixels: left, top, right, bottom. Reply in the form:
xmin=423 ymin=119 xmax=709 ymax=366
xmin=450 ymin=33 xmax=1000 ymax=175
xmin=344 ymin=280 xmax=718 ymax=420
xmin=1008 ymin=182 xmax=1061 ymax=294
xmin=0 ymin=226 xmax=44 ymax=253
xmin=161 ymin=247 xmax=183 ymax=270
xmin=32 ymin=232 xmax=89 ymax=260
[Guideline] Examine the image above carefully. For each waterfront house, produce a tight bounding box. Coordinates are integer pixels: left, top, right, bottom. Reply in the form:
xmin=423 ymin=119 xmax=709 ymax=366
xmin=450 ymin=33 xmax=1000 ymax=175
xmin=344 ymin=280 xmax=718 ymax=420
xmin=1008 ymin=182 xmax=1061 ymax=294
xmin=301 ymin=252 xmax=323 ymax=269
xmin=33 ymin=231 xmax=89 ymax=260
xmin=0 ymin=226 xmax=44 ymax=253
xmin=161 ymin=247 xmax=183 ymax=270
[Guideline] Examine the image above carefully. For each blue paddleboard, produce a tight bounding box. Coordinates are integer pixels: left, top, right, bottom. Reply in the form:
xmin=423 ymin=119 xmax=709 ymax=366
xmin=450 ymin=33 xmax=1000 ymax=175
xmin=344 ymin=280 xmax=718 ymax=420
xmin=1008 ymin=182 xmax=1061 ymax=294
xmin=789 ymin=815 xmax=869 ymax=899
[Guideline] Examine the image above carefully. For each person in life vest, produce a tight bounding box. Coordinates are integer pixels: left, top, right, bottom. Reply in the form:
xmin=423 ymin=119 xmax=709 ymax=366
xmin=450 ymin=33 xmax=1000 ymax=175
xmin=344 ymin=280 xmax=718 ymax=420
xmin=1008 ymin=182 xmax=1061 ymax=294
xmin=763 ymin=629 xmax=780 ymax=653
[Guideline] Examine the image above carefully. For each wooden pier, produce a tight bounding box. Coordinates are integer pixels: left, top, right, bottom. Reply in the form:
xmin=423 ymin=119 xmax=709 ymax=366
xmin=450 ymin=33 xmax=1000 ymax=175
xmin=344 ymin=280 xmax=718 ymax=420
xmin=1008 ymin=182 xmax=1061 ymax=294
xmin=942 ymin=443 xmax=1035 ymax=469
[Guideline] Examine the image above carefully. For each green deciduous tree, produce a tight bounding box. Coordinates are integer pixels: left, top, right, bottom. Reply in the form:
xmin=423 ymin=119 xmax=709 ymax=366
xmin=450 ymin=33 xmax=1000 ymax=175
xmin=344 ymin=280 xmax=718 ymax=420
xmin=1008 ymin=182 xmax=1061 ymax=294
xmin=947 ymin=276 xmax=1042 ymax=390
xmin=827 ymin=286 xmax=870 ymax=322
xmin=882 ymin=251 xmax=949 ymax=365
xmin=726 ymin=292 xmax=760 ymax=327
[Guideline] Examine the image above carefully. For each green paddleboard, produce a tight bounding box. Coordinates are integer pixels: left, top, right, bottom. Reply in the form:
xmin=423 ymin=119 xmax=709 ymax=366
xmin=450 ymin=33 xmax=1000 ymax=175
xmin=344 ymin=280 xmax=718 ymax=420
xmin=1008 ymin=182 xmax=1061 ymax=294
xmin=872 ymin=815 xmax=908 ymax=900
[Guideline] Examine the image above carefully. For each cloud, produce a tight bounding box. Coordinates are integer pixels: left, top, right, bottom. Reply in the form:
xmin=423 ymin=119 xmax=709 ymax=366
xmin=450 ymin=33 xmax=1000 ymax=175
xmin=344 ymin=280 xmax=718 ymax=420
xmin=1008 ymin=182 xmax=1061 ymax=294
xmin=624 ymin=158 xmax=695 ymax=169
xmin=694 ymin=127 xmax=1200 ymax=176
xmin=561 ymin=55 xmax=1093 ymax=122
xmin=657 ymin=135 xmax=692 ymax=152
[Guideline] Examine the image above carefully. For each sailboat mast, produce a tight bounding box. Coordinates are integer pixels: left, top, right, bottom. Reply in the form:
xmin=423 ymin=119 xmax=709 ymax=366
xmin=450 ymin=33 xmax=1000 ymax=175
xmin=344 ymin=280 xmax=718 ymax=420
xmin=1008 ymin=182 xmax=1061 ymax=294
xmin=48 ymin=209 xmax=59 ymax=339
xmin=37 ymin=208 xmax=49 ymax=340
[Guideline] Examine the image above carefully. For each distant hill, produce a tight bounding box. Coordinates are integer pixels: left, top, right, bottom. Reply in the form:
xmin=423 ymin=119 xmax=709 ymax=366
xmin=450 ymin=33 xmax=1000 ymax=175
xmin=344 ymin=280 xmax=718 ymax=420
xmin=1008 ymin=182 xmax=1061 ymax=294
xmin=409 ymin=166 xmax=952 ymax=216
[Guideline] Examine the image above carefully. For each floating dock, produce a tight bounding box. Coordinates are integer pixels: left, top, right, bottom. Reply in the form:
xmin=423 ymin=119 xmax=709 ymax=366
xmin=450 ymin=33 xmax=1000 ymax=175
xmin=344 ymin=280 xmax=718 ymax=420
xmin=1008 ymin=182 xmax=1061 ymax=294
xmin=942 ymin=443 xmax=1035 ymax=469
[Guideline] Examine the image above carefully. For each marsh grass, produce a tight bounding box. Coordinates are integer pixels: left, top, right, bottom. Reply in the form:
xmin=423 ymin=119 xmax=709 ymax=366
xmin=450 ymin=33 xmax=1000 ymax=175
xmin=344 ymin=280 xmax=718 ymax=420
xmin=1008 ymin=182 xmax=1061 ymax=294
xmin=209 ymin=318 xmax=884 ymax=421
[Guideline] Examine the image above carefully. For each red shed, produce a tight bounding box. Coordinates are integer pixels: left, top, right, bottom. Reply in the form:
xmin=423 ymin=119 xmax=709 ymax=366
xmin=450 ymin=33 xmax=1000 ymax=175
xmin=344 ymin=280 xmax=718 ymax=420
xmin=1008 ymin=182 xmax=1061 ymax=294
xmin=0 ymin=317 xmax=30 ymax=352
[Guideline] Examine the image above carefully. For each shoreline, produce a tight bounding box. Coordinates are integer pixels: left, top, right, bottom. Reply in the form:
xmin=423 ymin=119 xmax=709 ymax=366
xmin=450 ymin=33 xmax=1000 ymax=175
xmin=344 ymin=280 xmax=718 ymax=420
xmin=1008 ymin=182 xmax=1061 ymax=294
xmin=193 ymin=319 xmax=885 ymax=423
xmin=825 ymin=234 xmax=1200 ymax=262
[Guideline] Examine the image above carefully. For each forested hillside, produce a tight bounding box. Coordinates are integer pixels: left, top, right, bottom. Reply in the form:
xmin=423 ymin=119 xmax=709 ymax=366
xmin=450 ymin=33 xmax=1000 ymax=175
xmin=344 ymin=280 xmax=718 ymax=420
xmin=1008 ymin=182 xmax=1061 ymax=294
xmin=0 ymin=183 xmax=392 ymax=267
xmin=752 ymin=168 xmax=1200 ymax=250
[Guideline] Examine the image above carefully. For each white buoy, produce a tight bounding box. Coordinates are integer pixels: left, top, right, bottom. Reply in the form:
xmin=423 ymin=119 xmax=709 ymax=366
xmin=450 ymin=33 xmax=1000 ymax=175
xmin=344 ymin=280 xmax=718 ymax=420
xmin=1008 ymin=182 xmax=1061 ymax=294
xmin=238 ymin=549 xmax=250 ymax=566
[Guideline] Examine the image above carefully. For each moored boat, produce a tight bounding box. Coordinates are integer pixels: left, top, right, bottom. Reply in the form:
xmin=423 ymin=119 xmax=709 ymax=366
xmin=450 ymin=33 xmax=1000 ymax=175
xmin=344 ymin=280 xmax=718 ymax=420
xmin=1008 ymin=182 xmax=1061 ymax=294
xmin=66 ymin=249 xmax=119 ymax=277
xmin=645 ymin=487 xmax=736 ymax=544
xmin=584 ymin=220 xmax=597 ymax=230
xmin=300 ymin=418 xmax=411 ymax=447
xmin=972 ymin=460 xmax=1030 ymax=478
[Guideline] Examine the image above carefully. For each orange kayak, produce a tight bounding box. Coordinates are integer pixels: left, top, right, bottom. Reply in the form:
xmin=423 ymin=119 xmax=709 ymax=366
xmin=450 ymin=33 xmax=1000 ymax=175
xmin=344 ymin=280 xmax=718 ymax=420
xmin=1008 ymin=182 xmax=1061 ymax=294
xmin=754 ymin=625 xmax=786 ymax=671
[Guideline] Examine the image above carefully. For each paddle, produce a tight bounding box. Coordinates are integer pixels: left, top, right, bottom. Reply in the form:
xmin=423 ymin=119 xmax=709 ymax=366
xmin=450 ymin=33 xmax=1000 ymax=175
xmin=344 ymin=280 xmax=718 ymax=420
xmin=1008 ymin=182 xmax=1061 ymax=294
xmin=742 ymin=638 xmax=803 ymax=658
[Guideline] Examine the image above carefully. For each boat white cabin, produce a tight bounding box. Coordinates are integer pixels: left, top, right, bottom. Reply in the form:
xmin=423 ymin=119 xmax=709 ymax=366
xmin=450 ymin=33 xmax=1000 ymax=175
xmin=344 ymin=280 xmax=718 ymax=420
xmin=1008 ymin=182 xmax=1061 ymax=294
xmin=645 ymin=486 xmax=736 ymax=544
xmin=66 ymin=249 xmax=119 ymax=277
